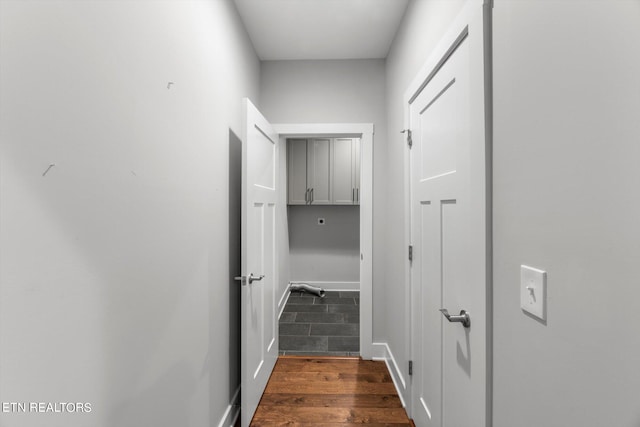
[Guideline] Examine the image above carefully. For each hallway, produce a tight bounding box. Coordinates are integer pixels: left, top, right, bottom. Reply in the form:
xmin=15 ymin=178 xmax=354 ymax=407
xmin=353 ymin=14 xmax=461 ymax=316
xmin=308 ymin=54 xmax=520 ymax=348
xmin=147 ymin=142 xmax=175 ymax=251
xmin=251 ymin=357 xmax=411 ymax=426
xmin=1 ymin=1 xmax=639 ymax=427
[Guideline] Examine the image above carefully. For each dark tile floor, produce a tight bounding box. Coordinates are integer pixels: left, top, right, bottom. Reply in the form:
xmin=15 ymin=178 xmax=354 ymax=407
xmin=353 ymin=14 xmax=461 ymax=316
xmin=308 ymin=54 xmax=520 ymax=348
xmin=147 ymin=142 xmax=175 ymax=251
xmin=279 ymin=290 xmax=360 ymax=356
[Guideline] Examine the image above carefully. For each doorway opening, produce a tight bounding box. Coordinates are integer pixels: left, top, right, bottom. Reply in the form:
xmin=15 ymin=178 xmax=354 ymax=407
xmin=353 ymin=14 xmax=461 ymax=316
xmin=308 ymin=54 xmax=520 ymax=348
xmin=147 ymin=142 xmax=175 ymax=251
xmin=273 ymin=123 xmax=374 ymax=359
xmin=280 ymin=136 xmax=361 ymax=356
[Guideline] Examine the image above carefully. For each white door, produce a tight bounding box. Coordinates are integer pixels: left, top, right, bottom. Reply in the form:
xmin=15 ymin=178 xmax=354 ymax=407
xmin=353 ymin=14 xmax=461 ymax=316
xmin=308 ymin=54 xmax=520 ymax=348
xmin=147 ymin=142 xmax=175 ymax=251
xmin=240 ymin=98 xmax=279 ymax=426
xmin=409 ymin=5 xmax=489 ymax=427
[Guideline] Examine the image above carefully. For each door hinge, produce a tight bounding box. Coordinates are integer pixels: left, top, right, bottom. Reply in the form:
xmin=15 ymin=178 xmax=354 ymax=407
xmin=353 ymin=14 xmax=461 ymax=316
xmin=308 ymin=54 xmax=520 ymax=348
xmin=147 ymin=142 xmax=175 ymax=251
xmin=401 ymin=129 xmax=412 ymax=148
xmin=408 ymin=245 xmax=413 ymax=262
xmin=409 ymin=360 xmax=413 ymax=376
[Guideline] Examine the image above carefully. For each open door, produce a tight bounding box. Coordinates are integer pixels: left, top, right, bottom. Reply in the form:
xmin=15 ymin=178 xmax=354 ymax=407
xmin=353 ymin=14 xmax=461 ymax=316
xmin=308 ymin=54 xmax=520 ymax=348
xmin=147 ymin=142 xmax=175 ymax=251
xmin=239 ymin=98 xmax=279 ymax=426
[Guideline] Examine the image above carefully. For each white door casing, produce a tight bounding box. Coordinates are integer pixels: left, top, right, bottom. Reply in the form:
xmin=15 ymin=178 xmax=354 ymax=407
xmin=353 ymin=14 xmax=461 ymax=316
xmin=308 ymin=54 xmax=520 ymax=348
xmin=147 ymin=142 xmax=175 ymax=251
xmin=240 ymin=98 xmax=279 ymax=426
xmin=273 ymin=123 xmax=374 ymax=359
xmin=407 ymin=1 xmax=491 ymax=426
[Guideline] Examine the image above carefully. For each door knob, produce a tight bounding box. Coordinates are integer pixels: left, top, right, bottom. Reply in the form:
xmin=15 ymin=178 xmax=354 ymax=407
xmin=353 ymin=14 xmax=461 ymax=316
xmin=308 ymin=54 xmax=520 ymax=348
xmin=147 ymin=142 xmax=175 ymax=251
xmin=249 ymin=273 xmax=265 ymax=284
xmin=234 ymin=274 xmax=265 ymax=286
xmin=439 ymin=309 xmax=471 ymax=328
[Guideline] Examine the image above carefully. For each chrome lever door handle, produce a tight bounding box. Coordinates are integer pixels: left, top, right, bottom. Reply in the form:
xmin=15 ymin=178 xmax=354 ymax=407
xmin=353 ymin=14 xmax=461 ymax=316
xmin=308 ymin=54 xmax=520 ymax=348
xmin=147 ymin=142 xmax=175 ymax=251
xmin=439 ymin=309 xmax=471 ymax=328
xmin=234 ymin=274 xmax=265 ymax=286
xmin=248 ymin=273 xmax=265 ymax=284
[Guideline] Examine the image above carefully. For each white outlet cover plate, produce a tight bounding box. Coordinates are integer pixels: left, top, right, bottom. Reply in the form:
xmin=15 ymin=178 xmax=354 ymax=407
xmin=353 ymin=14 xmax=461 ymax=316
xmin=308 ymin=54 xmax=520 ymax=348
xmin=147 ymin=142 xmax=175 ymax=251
xmin=520 ymin=265 xmax=547 ymax=321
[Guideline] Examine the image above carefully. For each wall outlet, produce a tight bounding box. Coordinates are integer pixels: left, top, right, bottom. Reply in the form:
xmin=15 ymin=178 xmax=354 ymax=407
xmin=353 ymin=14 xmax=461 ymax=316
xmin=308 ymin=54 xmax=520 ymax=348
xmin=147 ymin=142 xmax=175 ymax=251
xmin=317 ymin=218 xmax=325 ymax=225
xmin=520 ymin=265 xmax=547 ymax=321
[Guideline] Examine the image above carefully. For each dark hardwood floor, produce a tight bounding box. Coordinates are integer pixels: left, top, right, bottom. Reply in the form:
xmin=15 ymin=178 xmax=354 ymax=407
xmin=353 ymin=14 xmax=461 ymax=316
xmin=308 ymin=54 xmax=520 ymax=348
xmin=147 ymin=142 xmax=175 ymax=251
xmin=251 ymin=356 xmax=413 ymax=426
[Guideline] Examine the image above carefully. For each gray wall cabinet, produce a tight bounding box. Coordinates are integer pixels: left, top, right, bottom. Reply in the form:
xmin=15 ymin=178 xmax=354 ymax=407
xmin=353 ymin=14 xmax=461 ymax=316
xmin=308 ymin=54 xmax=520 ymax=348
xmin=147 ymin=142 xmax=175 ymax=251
xmin=287 ymin=138 xmax=360 ymax=205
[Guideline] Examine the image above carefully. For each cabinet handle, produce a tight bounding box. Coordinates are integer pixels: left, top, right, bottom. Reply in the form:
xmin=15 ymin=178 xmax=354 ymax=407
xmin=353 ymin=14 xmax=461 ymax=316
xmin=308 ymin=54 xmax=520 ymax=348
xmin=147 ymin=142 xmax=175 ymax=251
xmin=352 ymin=188 xmax=355 ymax=202
xmin=311 ymin=188 xmax=314 ymax=203
xmin=356 ymin=188 xmax=359 ymax=203
xmin=305 ymin=188 xmax=309 ymax=203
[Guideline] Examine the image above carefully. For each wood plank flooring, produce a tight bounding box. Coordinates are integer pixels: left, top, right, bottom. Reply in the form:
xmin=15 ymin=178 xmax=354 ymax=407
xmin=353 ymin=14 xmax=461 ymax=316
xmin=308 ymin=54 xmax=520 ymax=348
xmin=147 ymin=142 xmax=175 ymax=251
xmin=251 ymin=356 xmax=412 ymax=426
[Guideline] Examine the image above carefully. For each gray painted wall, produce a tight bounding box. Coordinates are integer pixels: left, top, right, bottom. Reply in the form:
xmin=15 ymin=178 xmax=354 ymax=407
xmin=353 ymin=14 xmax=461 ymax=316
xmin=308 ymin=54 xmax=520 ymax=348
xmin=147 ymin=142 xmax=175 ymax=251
xmin=288 ymin=205 xmax=360 ymax=282
xmin=0 ymin=1 xmax=259 ymax=426
xmin=260 ymin=59 xmax=387 ymax=338
xmin=493 ymin=1 xmax=640 ymax=425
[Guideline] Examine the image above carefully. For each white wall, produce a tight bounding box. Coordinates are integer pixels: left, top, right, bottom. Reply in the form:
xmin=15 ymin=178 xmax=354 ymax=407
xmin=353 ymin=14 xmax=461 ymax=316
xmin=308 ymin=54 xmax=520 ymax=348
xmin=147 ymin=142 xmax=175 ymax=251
xmin=260 ymin=59 xmax=387 ymax=337
xmin=0 ymin=1 xmax=259 ymax=426
xmin=288 ymin=205 xmax=360 ymax=283
xmin=384 ymin=0 xmax=466 ymax=400
xmin=492 ymin=1 xmax=640 ymax=426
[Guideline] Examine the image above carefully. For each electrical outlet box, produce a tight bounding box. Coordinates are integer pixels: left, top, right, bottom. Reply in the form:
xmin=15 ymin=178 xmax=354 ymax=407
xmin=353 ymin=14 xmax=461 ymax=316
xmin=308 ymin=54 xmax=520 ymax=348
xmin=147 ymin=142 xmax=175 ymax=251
xmin=520 ymin=265 xmax=546 ymax=321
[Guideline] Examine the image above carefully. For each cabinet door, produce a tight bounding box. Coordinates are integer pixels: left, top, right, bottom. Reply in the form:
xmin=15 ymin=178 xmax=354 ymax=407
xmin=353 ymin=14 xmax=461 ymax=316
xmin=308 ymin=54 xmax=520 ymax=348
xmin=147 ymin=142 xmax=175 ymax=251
xmin=307 ymin=138 xmax=331 ymax=204
xmin=332 ymin=138 xmax=355 ymax=204
xmin=287 ymin=139 xmax=308 ymax=205
xmin=353 ymin=138 xmax=361 ymax=205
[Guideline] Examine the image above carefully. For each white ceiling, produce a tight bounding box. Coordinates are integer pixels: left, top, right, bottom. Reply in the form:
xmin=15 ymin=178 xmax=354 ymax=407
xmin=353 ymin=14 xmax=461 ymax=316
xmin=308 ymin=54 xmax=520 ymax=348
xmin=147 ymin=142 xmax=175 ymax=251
xmin=233 ymin=0 xmax=410 ymax=61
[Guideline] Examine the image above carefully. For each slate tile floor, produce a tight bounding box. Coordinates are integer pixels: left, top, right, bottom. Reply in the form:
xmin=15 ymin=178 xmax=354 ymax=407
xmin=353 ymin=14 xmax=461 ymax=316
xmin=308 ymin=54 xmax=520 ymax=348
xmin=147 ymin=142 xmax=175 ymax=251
xmin=279 ymin=290 xmax=360 ymax=356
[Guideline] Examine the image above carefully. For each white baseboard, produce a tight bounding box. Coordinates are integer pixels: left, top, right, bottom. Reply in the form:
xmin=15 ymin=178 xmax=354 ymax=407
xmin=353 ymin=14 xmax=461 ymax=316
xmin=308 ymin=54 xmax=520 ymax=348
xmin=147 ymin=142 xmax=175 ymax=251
xmin=289 ymin=281 xmax=360 ymax=291
xmin=278 ymin=283 xmax=292 ymax=319
xmin=372 ymin=342 xmax=408 ymax=408
xmin=216 ymin=387 xmax=240 ymax=427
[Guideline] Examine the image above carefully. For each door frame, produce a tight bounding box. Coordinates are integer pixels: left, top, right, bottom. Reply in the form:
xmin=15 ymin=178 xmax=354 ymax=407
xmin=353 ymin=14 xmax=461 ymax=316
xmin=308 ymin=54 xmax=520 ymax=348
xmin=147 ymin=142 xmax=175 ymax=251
xmin=402 ymin=0 xmax=493 ymax=423
xmin=273 ymin=123 xmax=374 ymax=359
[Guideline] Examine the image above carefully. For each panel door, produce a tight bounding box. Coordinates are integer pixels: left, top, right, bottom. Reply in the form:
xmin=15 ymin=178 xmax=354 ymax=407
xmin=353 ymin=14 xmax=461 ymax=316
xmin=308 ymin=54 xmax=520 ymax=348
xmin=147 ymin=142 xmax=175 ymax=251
xmin=240 ymin=98 xmax=279 ymax=426
xmin=332 ymin=138 xmax=356 ymax=204
xmin=409 ymin=7 xmax=488 ymax=427
xmin=307 ymin=138 xmax=331 ymax=204
xmin=287 ymin=139 xmax=309 ymax=205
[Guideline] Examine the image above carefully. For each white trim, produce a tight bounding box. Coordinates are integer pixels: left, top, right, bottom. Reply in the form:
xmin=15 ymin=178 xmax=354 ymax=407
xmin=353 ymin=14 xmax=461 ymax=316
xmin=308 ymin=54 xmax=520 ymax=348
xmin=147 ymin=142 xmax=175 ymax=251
xmin=273 ymin=123 xmax=374 ymax=360
xmin=420 ymin=397 xmax=433 ymax=420
xmin=216 ymin=387 xmax=240 ymax=427
xmin=273 ymin=123 xmax=374 ymax=137
xmin=372 ymin=342 xmax=408 ymax=408
xmin=289 ymin=281 xmax=360 ymax=291
xmin=277 ymin=283 xmax=291 ymax=319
